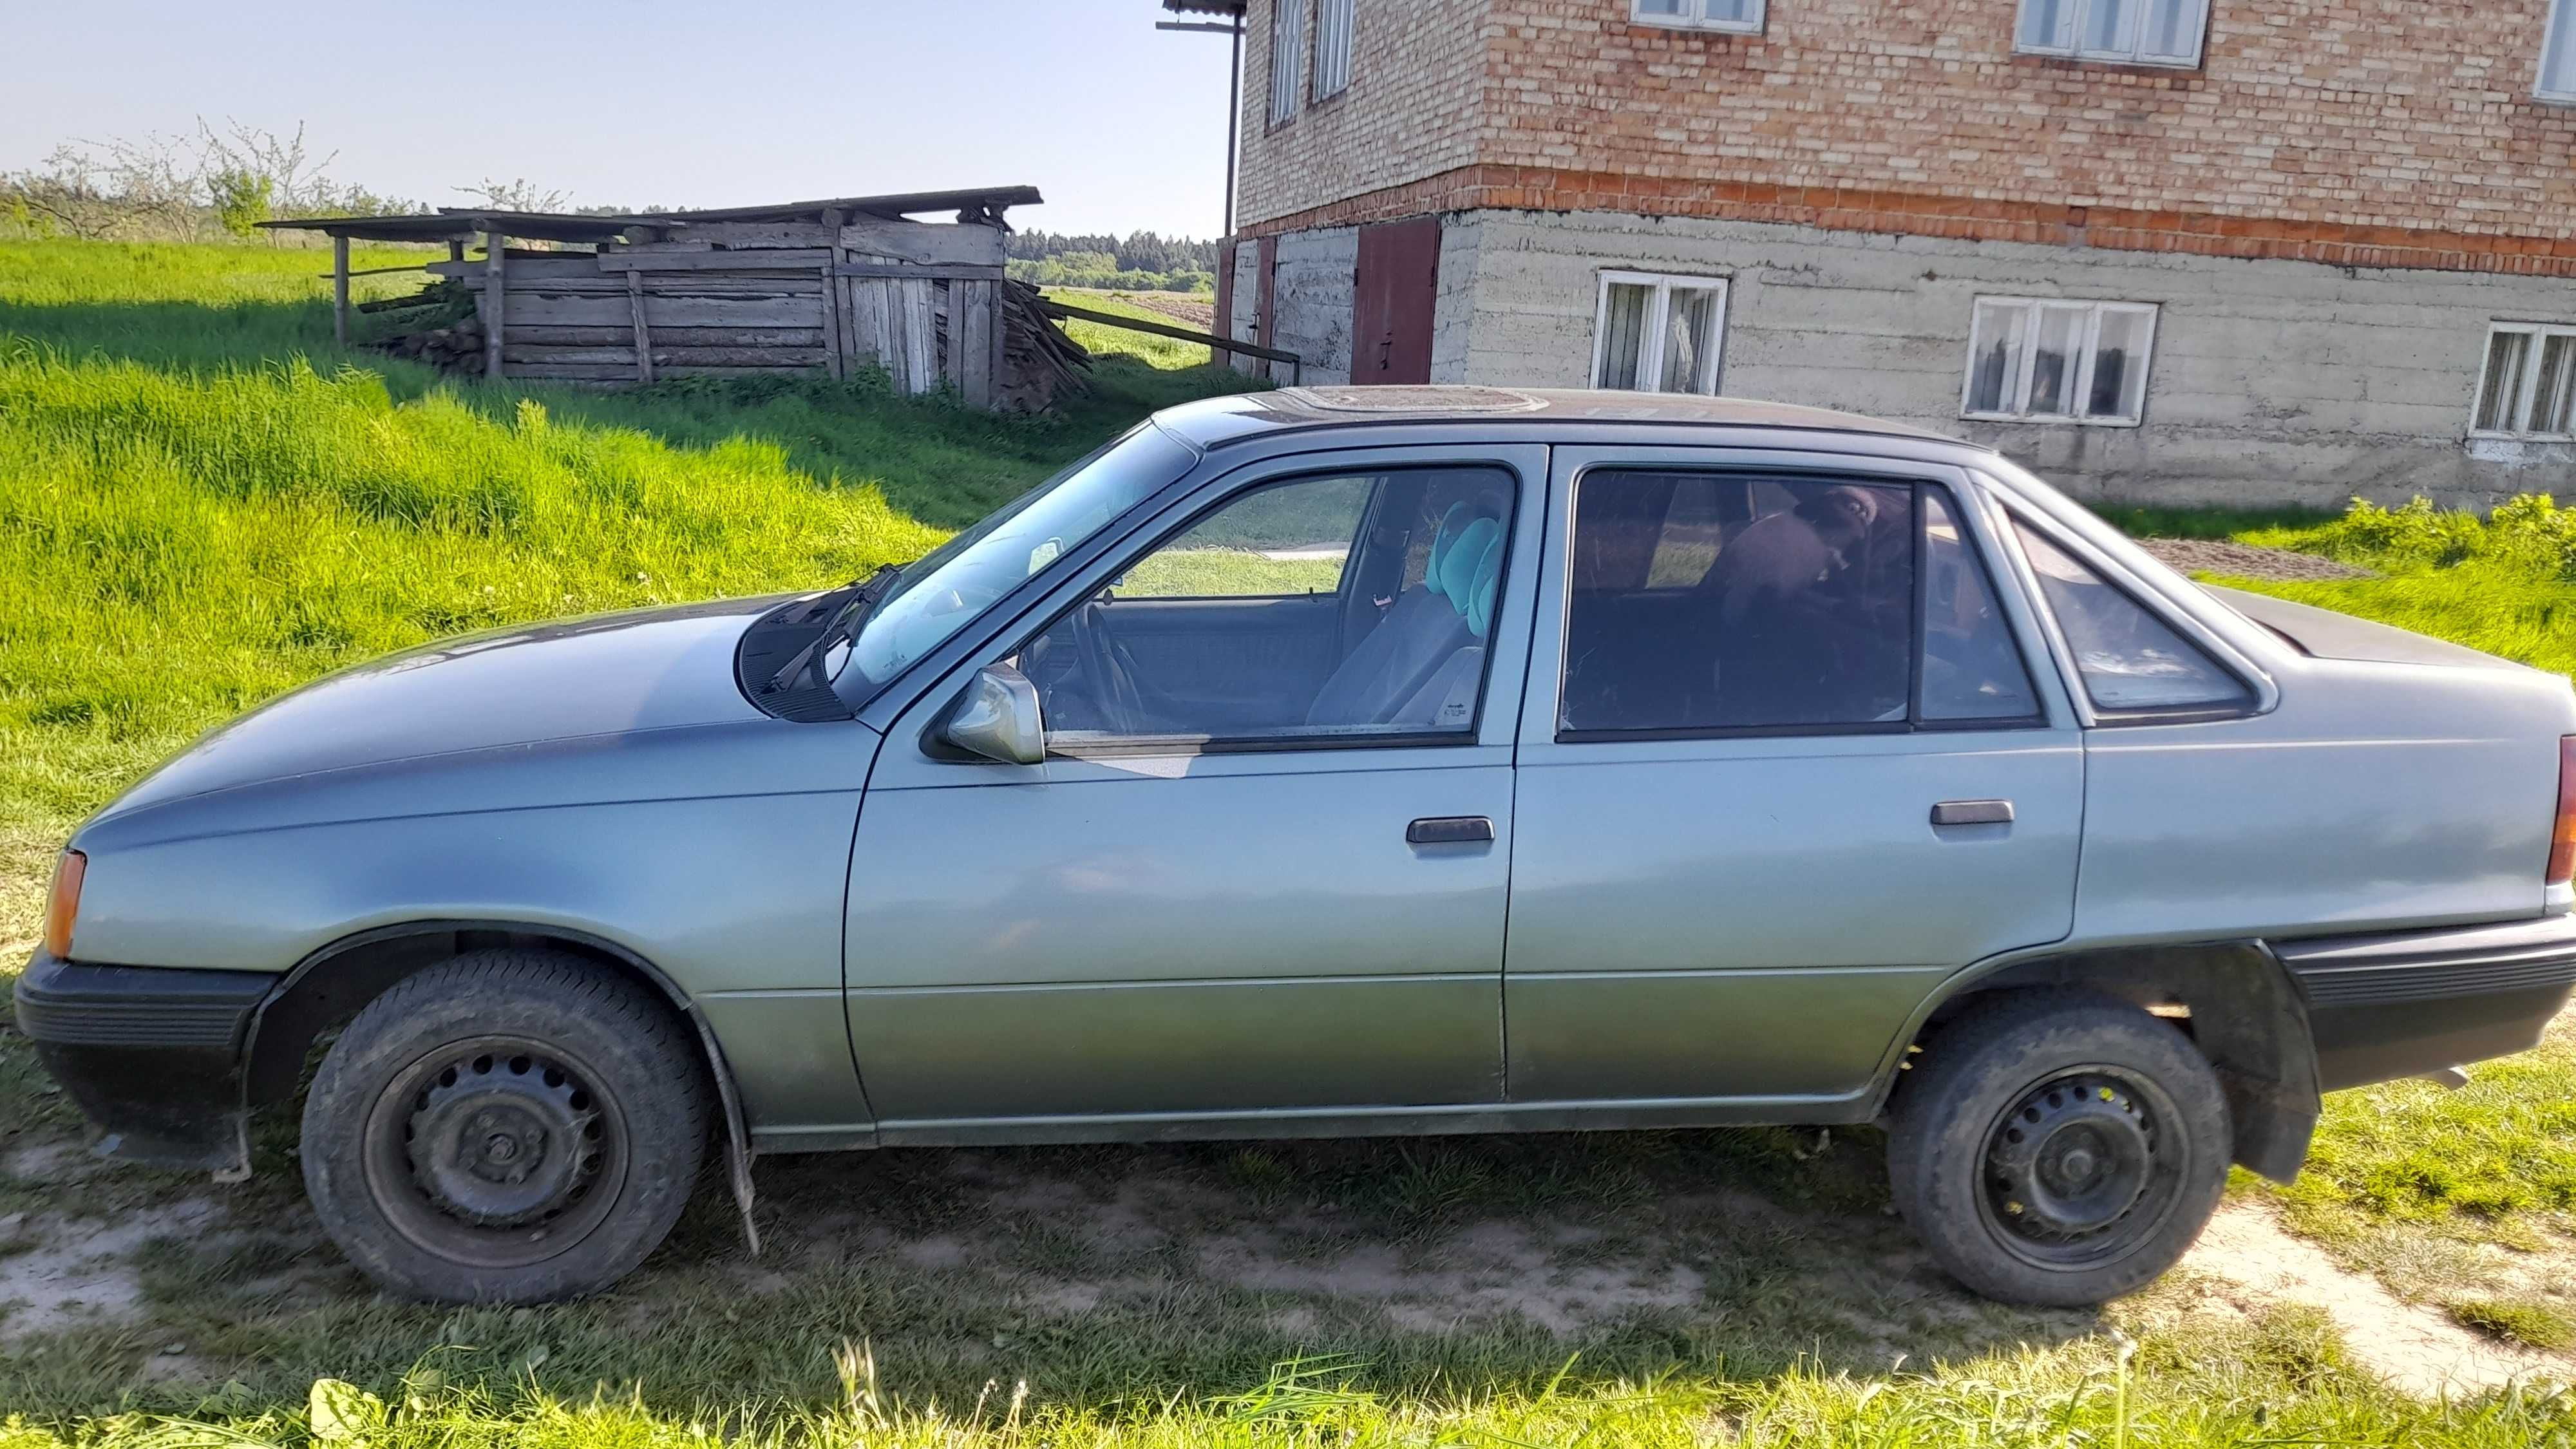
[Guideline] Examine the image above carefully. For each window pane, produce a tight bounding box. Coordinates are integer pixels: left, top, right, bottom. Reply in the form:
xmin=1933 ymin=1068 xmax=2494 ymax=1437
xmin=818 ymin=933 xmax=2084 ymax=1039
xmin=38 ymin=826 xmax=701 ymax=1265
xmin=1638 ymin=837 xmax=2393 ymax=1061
xmin=1966 ymin=302 xmax=2030 ymax=413
xmin=1562 ymin=474 xmax=1913 ymax=733
xmin=2018 ymin=0 xmax=2078 ymax=50
xmin=1269 ymin=0 xmax=1306 ymax=122
xmin=2079 ymin=0 xmax=2137 ymax=55
xmin=2027 ymin=305 xmax=2088 ymax=417
xmin=1706 ymin=0 xmax=1763 ymax=22
xmin=2087 ymin=308 xmax=2152 ymax=421
xmin=2014 ymin=523 xmax=2248 ymax=713
xmin=2137 ymin=0 xmax=2203 ymax=61
xmin=1314 ymin=0 xmax=1354 ymax=97
xmin=2532 ymin=336 xmax=2576 ymax=435
xmin=2546 ymin=0 xmax=2576 ymax=95
xmin=1659 ymin=287 xmax=1720 ymax=393
xmin=1598 ymin=282 xmax=1651 ymax=389
xmin=1634 ymin=0 xmax=1689 ymax=14
xmin=1037 ymin=468 xmax=1514 ymax=742
xmin=1920 ymin=492 xmax=2040 ymax=722
xmin=1112 ymin=475 xmax=1370 ymax=599
xmin=2475 ymin=330 xmax=2533 ymax=433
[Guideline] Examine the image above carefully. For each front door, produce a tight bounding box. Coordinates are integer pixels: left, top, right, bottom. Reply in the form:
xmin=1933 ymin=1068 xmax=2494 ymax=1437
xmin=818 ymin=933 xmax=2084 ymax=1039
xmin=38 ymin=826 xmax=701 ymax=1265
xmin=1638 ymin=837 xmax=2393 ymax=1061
xmin=1504 ymin=449 xmax=2087 ymax=1112
xmin=1350 ymin=217 xmax=1441 ymax=385
xmin=844 ymin=446 xmax=1545 ymax=1137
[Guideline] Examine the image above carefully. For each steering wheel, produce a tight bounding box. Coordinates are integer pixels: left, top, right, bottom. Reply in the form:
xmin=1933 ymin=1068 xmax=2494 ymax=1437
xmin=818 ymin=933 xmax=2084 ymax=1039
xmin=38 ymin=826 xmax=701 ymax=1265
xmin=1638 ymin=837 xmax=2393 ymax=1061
xmin=1067 ymin=597 xmax=1150 ymax=735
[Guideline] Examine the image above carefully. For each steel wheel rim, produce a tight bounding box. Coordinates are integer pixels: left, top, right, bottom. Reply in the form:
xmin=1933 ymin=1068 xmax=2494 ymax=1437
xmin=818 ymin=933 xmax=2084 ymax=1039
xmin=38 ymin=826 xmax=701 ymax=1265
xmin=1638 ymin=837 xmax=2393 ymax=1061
xmin=359 ymin=1034 xmax=630 ymax=1270
xmin=1976 ymin=1063 xmax=2186 ymax=1272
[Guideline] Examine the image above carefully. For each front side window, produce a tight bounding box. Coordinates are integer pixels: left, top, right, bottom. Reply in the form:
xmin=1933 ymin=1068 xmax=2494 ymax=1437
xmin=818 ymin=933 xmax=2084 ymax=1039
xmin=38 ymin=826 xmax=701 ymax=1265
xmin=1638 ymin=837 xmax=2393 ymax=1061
xmin=1027 ymin=466 xmax=1516 ymax=746
xmin=1632 ymin=0 xmax=1766 ymax=32
xmin=1559 ymin=473 xmax=2040 ymax=735
xmin=2544 ymin=0 xmax=2576 ymax=100
xmin=1269 ymin=0 xmax=1309 ymax=124
xmin=1962 ymin=298 xmax=2156 ymax=426
xmin=1593 ymin=272 xmax=1727 ymax=394
xmin=840 ymin=423 xmax=1195 ymax=697
xmin=1313 ymin=0 xmax=1356 ymax=99
xmin=2016 ymin=0 xmax=2210 ymax=66
xmin=2011 ymin=520 xmax=2249 ymax=715
xmin=2470 ymin=323 xmax=2576 ymax=439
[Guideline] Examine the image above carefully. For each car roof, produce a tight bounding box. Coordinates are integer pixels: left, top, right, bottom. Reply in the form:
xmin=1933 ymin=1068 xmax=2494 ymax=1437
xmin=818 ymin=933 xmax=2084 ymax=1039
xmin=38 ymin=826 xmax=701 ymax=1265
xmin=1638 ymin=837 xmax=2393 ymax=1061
xmin=1152 ymin=385 xmax=1981 ymax=452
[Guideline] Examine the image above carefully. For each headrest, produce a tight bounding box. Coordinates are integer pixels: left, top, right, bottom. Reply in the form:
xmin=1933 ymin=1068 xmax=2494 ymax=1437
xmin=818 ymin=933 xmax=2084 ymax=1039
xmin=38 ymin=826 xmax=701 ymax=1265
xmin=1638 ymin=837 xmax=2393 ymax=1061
xmin=1435 ymin=517 xmax=1500 ymax=611
xmin=1423 ymin=504 xmax=1477 ymax=600
xmin=1466 ymin=536 xmax=1502 ymax=639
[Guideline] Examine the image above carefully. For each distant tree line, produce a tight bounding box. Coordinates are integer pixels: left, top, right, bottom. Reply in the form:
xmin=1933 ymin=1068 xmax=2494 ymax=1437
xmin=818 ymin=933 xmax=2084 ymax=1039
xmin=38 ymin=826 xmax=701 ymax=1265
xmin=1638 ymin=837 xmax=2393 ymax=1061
xmin=1004 ymin=231 xmax=1219 ymax=294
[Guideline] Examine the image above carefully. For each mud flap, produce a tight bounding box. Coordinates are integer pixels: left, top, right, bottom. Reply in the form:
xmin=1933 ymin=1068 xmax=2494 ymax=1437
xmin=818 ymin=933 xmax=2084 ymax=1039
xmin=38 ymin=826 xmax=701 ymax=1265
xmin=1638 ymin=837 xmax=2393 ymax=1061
xmin=686 ymin=1005 xmax=761 ymax=1255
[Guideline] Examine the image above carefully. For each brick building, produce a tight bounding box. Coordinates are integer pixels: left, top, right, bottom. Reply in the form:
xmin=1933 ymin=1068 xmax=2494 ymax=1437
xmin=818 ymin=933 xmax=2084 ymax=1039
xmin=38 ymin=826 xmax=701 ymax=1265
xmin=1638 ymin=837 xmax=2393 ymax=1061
xmin=1171 ymin=0 xmax=2576 ymax=506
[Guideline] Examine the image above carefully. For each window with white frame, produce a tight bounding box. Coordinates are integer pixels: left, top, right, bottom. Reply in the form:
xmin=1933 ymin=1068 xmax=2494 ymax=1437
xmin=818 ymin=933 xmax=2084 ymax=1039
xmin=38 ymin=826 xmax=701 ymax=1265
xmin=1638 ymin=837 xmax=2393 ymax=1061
xmin=2543 ymin=0 xmax=2576 ymax=101
xmin=1269 ymin=0 xmax=1309 ymax=124
xmin=2470 ymin=323 xmax=2576 ymax=439
xmin=1631 ymin=0 xmax=1766 ymax=33
xmin=1962 ymin=298 xmax=2157 ymax=426
xmin=1592 ymin=272 xmax=1728 ymax=394
xmin=2015 ymin=0 xmax=2210 ymax=67
xmin=1313 ymin=0 xmax=1355 ymax=99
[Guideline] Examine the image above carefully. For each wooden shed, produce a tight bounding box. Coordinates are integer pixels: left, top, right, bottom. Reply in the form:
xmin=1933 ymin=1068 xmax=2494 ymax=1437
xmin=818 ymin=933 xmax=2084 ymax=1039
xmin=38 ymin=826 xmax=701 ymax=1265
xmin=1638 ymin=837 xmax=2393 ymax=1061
xmin=265 ymin=186 xmax=1083 ymax=409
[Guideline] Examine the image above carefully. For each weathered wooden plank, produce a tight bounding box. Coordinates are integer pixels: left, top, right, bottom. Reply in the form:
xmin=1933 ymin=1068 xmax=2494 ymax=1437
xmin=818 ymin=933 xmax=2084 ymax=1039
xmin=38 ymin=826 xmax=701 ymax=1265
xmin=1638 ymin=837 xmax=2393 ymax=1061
xmin=484 ymin=230 xmax=506 ymax=379
xmin=598 ymin=249 xmax=833 ymax=273
xmin=819 ymin=267 xmax=846 ymax=382
xmin=986 ymin=277 xmax=1007 ymax=412
xmin=831 ymin=263 xmax=1006 ymax=281
xmin=510 ymin=325 xmax=823 ymax=347
xmin=508 ymin=363 xmax=661 ymax=381
xmin=838 ymin=219 xmax=1006 ymax=266
xmin=849 ymin=278 xmax=890 ymax=375
xmin=656 ymin=365 xmax=829 ymax=379
xmin=817 ymin=209 xmax=847 ymax=382
xmin=955 ymin=279 xmax=992 ymax=407
xmin=506 ymin=345 xmax=829 ymax=367
xmin=626 ymin=270 xmax=654 ymax=384
xmin=903 ymin=278 xmax=937 ymax=393
xmin=332 ymin=234 xmax=350 ymax=348
xmin=506 ymin=294 xmax=826 ymax=328
xmin=667 ymin=220 xmax=835 ymax=248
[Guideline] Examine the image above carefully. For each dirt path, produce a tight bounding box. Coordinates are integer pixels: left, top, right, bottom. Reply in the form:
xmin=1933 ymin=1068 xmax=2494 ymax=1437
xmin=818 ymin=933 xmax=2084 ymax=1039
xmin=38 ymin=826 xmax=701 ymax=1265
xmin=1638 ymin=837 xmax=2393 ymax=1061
xmin=2180 ymin=1200 xmax=2553 ymax=1397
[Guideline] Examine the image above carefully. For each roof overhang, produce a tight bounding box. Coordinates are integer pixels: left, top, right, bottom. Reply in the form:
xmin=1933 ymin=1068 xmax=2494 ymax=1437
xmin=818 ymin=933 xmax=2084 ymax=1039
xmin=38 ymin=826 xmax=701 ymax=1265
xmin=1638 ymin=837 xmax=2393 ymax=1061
xmin=260 ymin=184 xmax=1046 ymax=243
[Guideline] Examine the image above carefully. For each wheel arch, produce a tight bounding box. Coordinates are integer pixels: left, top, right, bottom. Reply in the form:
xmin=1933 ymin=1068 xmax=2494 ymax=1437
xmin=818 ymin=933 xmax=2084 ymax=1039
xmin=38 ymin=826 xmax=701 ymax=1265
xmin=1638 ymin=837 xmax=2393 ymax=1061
xmin=243 ymin=919 xmax=761 ymax=1247
xmin=1875 ymin=940 xmax=2322 ymax=1183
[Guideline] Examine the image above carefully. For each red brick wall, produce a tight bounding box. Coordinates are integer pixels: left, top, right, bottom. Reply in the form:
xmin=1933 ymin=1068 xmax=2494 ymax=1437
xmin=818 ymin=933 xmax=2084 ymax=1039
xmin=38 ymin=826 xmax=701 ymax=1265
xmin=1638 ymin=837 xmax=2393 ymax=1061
xmin=1233 ymin=0 xmax=2576 ymax=272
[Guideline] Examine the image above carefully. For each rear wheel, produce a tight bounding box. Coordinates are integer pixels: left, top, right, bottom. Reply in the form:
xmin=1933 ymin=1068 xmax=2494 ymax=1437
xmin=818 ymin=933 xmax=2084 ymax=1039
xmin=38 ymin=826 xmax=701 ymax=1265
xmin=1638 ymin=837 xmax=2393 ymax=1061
xmin=1888 ymin=991 xmax=2229 ymax=1307
xmin=300 ymin=949 xmax=708 ymax=1303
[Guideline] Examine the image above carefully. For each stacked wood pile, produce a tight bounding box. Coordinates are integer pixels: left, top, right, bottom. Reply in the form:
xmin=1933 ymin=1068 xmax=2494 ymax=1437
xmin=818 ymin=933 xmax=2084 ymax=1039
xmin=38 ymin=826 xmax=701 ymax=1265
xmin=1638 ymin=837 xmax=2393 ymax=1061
xmin=987 ymin=280 xmax=1093 ymax=412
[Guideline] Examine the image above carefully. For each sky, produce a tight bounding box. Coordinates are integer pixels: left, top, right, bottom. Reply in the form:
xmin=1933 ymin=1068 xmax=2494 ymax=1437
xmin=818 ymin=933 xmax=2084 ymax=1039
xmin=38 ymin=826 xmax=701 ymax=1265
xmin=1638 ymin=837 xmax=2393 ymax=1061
xmin=1 ymin=0 xmax=1238 ymax=238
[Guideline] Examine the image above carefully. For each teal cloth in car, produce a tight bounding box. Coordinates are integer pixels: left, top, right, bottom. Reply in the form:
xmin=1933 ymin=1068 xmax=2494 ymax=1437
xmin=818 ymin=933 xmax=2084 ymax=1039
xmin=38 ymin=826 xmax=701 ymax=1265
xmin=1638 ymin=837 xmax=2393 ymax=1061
xmin=1423 ymin=504 xmax=1476 ymax=601
xmin=1435 ymin=518 xmax=1500 ymax=611
xmin=1465 ymin=536 xmax=1502 ymax=639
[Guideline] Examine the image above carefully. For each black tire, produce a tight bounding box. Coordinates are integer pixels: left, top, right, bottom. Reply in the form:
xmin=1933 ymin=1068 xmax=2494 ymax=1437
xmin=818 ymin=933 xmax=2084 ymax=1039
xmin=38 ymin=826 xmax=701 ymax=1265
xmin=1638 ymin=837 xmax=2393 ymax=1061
xmin=300 ymin=949 xmax=709 ymax=1304
xmin=1887 ymin=990 xmax=2230 ymax=1307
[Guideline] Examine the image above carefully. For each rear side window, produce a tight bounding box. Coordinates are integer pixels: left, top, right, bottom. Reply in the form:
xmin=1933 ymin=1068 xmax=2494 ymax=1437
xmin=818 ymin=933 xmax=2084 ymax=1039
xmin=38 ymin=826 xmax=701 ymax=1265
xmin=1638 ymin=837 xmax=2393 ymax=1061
xmin=2011 ymin=521 xmax=2249 ymax=714
xmin=1559 ymin=473 xmax=2039 ymax=735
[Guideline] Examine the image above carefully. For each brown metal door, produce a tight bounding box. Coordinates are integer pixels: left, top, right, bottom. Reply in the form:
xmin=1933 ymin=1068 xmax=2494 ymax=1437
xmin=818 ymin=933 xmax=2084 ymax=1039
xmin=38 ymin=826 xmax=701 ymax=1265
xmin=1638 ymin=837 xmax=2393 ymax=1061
xmin=1350 ymin=216 xmax=1441 ymax=385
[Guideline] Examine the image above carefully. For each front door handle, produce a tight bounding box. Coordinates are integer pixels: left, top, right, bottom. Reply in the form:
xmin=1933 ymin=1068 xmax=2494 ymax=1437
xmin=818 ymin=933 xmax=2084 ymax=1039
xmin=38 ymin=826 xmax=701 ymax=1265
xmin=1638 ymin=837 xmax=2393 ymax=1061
xmin=1931 ymin=799 xmax=2014 ymax=827
xmin=1408 ymin=816 xmax=1495 ymax=845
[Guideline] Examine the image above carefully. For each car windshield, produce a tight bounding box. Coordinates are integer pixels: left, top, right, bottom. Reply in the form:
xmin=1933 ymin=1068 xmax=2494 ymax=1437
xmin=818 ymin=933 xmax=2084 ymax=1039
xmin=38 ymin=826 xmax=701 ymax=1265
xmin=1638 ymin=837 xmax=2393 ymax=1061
xmin=835 ymin=421 xmax=1197 ymax=699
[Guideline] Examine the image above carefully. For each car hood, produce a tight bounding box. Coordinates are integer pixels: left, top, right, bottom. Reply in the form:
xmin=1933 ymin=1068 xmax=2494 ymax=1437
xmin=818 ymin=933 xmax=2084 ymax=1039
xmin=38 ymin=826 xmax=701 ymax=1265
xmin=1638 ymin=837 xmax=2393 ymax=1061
xmin=95 ymin=595 xmax=791 ymax=822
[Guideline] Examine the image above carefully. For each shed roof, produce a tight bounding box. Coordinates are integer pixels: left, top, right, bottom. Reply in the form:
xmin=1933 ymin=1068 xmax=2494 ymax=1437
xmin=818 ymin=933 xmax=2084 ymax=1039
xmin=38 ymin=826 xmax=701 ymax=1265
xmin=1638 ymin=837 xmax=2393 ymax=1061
xmin=260 ymin=184 xmax=1045 ymax=243
xmin=1161 ymin=0 xmax=1246 ymax=13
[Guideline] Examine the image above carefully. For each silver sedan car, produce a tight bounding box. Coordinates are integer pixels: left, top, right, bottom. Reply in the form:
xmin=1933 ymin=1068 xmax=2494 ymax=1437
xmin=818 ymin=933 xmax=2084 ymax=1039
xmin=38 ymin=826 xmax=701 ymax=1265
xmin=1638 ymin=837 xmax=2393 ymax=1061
xmin=21 ymin=388 xmax=2576 ymax=1308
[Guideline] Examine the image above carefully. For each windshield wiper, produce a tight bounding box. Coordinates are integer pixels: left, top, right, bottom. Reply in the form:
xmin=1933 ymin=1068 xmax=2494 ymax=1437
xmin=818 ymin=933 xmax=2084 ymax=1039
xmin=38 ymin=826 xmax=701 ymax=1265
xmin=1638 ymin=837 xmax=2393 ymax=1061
xmin=764 ymin=562 xmax=903 ymax=696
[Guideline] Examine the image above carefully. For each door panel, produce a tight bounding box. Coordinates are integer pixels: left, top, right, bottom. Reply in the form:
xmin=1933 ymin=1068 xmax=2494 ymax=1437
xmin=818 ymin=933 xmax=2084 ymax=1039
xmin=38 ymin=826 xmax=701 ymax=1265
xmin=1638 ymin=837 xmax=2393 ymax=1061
xmin=1351 ymin=217 xmax=1441 ymax=385
xmin=1503 ymin=446 xmax=2088 ymax=1110
xmin=1506 ymin=734 xmax=2081 ymax=1102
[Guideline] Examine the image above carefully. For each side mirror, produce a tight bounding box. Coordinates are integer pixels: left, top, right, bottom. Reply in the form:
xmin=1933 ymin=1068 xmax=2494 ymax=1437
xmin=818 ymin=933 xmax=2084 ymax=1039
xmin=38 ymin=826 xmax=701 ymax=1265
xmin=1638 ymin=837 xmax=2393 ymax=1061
xmin=942 ymin=663 xmax=1045 ymax=766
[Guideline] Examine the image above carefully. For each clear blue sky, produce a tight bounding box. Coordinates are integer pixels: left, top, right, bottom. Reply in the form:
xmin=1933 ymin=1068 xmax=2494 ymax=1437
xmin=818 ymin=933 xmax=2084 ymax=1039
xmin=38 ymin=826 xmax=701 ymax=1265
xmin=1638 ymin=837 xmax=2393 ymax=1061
xmin=2 ymin=0 xmax=1238 ymax=238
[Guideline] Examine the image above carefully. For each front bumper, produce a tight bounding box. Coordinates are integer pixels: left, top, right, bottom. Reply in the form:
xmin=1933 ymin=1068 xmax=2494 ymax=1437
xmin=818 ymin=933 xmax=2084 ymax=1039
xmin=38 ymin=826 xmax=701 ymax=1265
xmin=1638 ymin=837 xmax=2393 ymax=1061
xmin=2273 ymin=914 xmax=2576 ymax=1092
xmin=14 ymin=951 xmax=274 ymax=1172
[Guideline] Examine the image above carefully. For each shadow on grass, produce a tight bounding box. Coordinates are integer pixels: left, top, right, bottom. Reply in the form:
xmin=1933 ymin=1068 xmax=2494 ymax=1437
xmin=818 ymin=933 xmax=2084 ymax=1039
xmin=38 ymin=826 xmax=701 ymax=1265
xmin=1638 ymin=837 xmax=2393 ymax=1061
xmin=0 ymin=296 xmax=1266 ymax=532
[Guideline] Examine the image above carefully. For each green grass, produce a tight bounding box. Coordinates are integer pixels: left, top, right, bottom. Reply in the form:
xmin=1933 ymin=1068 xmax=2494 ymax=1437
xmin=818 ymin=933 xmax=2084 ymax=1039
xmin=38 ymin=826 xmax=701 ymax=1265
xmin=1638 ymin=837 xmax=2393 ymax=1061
xmin=2451 ymin=1298 xmax=2576 ymax=1352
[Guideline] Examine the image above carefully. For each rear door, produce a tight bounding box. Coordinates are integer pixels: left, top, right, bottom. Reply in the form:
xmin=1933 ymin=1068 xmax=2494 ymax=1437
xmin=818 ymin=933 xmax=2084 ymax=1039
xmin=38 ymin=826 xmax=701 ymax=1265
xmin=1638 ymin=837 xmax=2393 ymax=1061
xmin=1504 ymin=446 xmax=2087 ymax=1111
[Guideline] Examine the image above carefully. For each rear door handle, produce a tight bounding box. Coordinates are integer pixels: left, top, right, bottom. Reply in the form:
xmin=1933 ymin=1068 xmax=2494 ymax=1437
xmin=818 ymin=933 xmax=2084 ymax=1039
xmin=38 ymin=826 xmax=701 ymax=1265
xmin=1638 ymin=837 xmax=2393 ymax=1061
xmin=1931 ymin=799 xmax=2014 ymax=827
xmin=1408 ymin=816 xmax=1495 ymax=845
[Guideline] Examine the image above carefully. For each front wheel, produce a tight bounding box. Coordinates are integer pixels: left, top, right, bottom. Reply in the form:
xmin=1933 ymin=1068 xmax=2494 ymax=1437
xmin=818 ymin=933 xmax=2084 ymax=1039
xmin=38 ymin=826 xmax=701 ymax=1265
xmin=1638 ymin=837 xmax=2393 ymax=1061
xmin=300 ymin=949 xmax=709 ymax=1303
xmin=1887 ymin=991 xmax=2230 ymax=1307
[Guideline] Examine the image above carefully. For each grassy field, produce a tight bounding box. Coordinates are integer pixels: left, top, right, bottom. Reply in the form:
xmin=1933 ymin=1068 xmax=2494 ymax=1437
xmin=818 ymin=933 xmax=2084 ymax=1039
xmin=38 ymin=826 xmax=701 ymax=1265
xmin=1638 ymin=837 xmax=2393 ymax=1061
xmin=0 ymin=240 xmax=2573 ymax=1443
